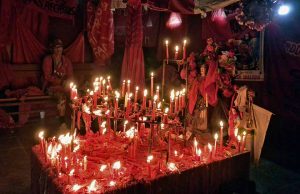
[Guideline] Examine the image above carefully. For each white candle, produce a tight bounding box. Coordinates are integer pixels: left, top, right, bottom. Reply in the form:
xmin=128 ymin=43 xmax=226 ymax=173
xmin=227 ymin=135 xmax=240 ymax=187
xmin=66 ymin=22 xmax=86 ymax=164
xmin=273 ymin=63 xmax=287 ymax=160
xmin=134 ymin=86 xmax=139 ymax=104
xmin=147 ymin=155 xmax=153 ymax=178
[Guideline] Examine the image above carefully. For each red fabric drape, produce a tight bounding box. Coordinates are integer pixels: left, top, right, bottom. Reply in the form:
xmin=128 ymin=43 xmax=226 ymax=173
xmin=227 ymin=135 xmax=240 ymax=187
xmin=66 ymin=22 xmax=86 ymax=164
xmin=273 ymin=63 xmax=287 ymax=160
xmin=87 ymin=0 xmax=114 ymax=64
xmin=12 ymin=17 xmax=46 ymax=64
xmin=65 ymin=32 xmax=84 ymax=63
xmin=121 ymin=1 xmax=145 ymax=88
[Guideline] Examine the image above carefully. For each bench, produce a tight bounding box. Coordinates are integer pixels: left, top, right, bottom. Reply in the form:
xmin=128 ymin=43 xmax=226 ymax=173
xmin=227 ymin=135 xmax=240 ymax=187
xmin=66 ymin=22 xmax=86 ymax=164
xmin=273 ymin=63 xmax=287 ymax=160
xmin=0 ymin=63 xmax=94 ymax=123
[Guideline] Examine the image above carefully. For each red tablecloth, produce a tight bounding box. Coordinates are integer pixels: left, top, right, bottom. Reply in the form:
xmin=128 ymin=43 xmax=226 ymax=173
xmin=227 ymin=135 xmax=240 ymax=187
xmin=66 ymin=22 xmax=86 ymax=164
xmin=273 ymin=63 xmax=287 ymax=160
xmin=31 ymin=145 xmax=250 ymax=194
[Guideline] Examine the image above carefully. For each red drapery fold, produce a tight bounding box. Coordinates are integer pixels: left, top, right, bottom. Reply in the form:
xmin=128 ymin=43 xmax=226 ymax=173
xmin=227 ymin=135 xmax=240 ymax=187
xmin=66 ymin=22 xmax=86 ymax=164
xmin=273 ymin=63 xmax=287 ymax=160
xmin=121 ymin=1 xmax=145 ymax=88
xmin=64 ymin=32 xmax=84 ymax=64
xmin=87 ymin=0 xmax=114 ymax=64
xmin=12 ymin=17 xmax=46 ymax=64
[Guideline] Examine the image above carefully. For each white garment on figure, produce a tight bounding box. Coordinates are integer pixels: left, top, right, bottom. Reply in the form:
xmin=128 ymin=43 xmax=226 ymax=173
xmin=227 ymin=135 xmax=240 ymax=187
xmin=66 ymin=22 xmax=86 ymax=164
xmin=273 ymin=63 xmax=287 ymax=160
xmin=234 ymin=86 xmax=248 ymax=108
xmin=252 ymin=104 xmax=273 ymax=164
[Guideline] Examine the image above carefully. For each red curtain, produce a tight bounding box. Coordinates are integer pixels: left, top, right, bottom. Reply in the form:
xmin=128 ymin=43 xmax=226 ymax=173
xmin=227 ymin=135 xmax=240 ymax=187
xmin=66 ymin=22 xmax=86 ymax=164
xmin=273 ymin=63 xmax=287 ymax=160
xmin=121 ymin=1 xmax=145 ymax=88
xmin=65 ymin=33 xmax=84 ymax=64
xmin=87 ymin=0 xmax=114 ymax=64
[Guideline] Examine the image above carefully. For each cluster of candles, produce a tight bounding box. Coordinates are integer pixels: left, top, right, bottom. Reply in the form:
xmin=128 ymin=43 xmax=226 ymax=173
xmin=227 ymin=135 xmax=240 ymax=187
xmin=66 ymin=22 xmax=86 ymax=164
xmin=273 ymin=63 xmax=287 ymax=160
xmin=165 ymin=39 xmax=187 ymax=63
xmin=38 ymin=73 xmax=250 ymax=192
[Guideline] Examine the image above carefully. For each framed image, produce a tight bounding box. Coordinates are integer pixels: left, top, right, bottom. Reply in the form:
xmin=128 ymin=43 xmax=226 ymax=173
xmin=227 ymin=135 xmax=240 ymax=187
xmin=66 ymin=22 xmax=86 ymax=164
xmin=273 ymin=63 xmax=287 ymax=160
xmin=234 ymin=31 xmax=265 ymax=81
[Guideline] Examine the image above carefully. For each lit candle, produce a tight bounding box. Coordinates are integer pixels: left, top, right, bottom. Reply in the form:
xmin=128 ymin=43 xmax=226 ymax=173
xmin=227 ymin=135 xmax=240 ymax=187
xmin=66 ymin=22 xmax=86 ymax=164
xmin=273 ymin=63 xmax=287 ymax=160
xmin=242 ymin=131 xmax=246 ymax=151
xmin=165 ymin=40 xmax=169 ymax=64
xmin=150 ymin=72 xmax=154 ymax=97
xmin=237 ymin=135 xmax=241 ymax=152
xmin=163 ymin=108 xmax=169 ymax=124
xmin=196 ymin=148 xmax=201 ymax=161
xmin=183 ymin=39 xmax=187 ymax=60
xmin=107 ymin=76 xmax=112 ymax=91
xmin=99 ymin=77 xmax=103 ymax=94
xmin=121 ymin=80 xmax=126 ymax=97
xmin=68 ymin=169 xmax=75 ymax=184
xmin=38 ymin=131 xmax=45 ymax=154
xmin=123 ymin=120 xmax=128 ymax=132
xmin=175 ymin=91 xmax=179 ymax=113
xmin=219 ymin=121 xmax=223 ymax=151
xmin=102 ymin=79 xmax=106 ymax=95
xmin=147 ymin=155 xmax=153 ymax=178
xmin=193 ymin=137 xmax=198 ymax=156
xmin=208 ymin=143 xmax=212 ymax=161
xmin=174 ymin=45 xmax=179 ymax=60
xmin=83 ymin=155 xmax=87 ymax=171
xmin=205 ymin=93 xmax=208 ymax=107
xmin=156 ymin=86 xmax=160 ymax=100
xmin=127 ymin=80 xmax=131 ymax=94
xmin=114 ymin=91 xmax=120 ymax=117
xmin=134 ymin=86 xmax=139 ymax=112
xmin=170 ymin=89 xmax=175 ymax=113
xmin=142 ymin=89 xmax=147 ymax=110
xmin=214 ymin=133 xmax=218 ymax=158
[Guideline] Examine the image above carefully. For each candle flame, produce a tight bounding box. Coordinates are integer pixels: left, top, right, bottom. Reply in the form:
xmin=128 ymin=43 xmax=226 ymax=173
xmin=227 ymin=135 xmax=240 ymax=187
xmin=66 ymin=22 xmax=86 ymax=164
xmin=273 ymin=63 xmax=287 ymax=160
xmin=123 ymin=80 xmax=125 ymax=83
xmin=157 ymin=102 xmax=161 ymax=109
xmin=147 ymin=155 xmax=154 ymax=163
xmin=144 ymin=89 xmax=148 ymax=97
xmin=38 ymin=131 xmax=44 ymax=139
xmin=156 ymin=86 xmax=160 ymax=90
xmin=101 ymin=121 xmax=106 ymax=128
xmin=69 ymin=169 xmax=75 ymax=176
xmin=174 ymin=150 xmax=178 ymax=156
xmin=70 ymin=82 xmax=74 ymax=88
xmin=105 ymin=110 xmax=110 ymax=115
xmin=136 ymin=86 xmax=139 ymax=91
xmin=109 ymin=180 xmax=116 ymax=187
xmin=183 ymin=39 xmax=187 ymax=45
xmin=243 ymin=131 xmax=246 ymax=136
xmin=112 ymin=161 xmax=121 ymax=170
xmin=115 ymin=91 xmax=120 ymax=99
xmin=83 ymin=104 xmax=91 ymax=114
xmin=154 ymin=95 xmax=158 ymax=101
xmin=220 ymin=121 xmax=223 ymax=128
xmin=164 ymin=108 xmax=169 ymax=114
xmin=127 ymin=80 xmax=131 ymax=84
xmin=175 ymin=45 xmax=179 ymax=51
xmin=73 ymin=144 xmax=80 ymax=152
xmin=89 ymin=91 xmax=94 ymax=96
xmin=58 ymin=133 xmax=72 ymax=145
xmin=107 ymin=76 xmax=110 ymax=80
xmin=125 ymin=127 xmax=135 ymax=139
xmin=165 ymin=40 xmax=169 ymax=45
xmin=72 ymin=184 xmax=82 ymax=192
xmin=167 ymin=162 xmax=178 ymax=171
xmin=93 ymin=110 xmax=102 ymax=116
xmin=196 ymin=148 xmax=202 ymax=156
xmin=214 ymin=133 xmax=219 ymax=140
xmin=170 ymin=89 xmax=175 ymax=101
xmin=151 ymin=72 xmax=154 ymax=77
xmin=194 ymin=138 xmax=198 ymax=148
xmin=99 ymin=164 xmax=107 ymax=172
xmin=208 ymin=143 xmax=212 ymax=152
xmin=237 ymin=135 xmax=241 ymax=142
xmin=87 ymin=180 xmax=97 ymax=192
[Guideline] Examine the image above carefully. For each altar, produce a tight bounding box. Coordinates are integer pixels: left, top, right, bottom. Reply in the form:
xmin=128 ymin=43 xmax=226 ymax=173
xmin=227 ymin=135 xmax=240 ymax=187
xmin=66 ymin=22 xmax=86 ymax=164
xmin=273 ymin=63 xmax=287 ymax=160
xmin=31 ymin=145 xmax=250 ymax=194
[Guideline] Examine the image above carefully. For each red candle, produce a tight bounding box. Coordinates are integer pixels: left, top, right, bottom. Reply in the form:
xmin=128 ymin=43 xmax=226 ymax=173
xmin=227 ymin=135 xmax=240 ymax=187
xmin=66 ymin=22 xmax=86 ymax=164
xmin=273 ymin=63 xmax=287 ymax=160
xmin=213 ymin=133 xmax=218 ymax=158
xmin=99 ymin=77 xmax=103 ymax=95
xmin=147 ymin=155 xmax=153 ymax=178
xmin=150 ymin=72 xmax=154 ymax=97
xmin=208 ymin=143 xmax=212 ymax=161
xmin=163 ymin=108 xmax=169 ymax=124
xmin=170 ymin=90 xmax=175 ymax=114
xmin=219 ymin=121 xmax=224 ymax=151
xmin=107 ymin=76 xmax=112 ymax=91
xmin=174 ymin=45 xmax=179 ymax=60
xmin=242 ymin=131 xmax=246 ymax=151
xmin=121 ymin=80 xmax=126 ymax=97
xmin=183 ymin=39 xmax=187 ymax=60
xmin=156 ymin=86 xmax=160 ymax=100
xmin=175 ymin=91 xmax=179 ymax=113
xmin=127 ymin=80 xmax=131 ymax=94
xmin=165 ymin=40 xmax=169 ymax=64
xmin=142 ymin=89 xmax=147 ymax=110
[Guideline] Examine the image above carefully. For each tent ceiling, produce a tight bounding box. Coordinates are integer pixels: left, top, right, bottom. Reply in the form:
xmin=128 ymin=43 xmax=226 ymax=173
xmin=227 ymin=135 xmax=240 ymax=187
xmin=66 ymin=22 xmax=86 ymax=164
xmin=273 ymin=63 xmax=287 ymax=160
xmin=195 ymin=0 xmax=240 ymax=12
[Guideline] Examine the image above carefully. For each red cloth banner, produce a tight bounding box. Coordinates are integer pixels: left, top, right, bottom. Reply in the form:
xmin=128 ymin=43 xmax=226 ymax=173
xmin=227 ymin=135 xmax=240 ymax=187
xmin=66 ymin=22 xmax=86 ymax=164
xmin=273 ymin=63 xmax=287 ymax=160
xmin=87 ymin=0 xmax=114 ymax=64
xmin=28 ymin=0 xmax=78 ymax=20
xmin=121 ymin=1 xmax=145 ymax=88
